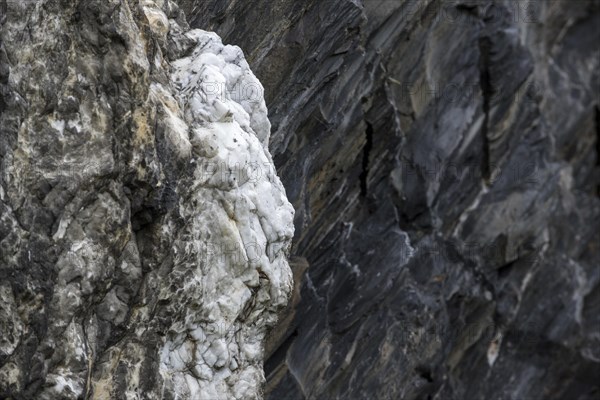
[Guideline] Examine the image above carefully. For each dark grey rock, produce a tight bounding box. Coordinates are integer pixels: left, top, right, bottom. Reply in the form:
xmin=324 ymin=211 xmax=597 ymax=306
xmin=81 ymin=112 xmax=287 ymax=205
xmin=181 ymin=0 xmax=600 ymax=399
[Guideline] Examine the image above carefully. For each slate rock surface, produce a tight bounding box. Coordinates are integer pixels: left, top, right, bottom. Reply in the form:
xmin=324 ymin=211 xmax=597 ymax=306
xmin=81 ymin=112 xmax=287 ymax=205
xmin=180 ymin=0 xmax=600 ymax=399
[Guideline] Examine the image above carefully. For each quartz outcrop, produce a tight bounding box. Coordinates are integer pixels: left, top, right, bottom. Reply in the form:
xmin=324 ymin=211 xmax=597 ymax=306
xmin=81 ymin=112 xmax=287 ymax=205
xmin=0 ymin=1 xmax=293 ymax=399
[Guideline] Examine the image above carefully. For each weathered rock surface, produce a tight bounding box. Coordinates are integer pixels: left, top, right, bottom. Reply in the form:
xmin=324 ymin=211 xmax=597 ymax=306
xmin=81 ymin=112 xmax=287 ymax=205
xmin=180 ymin=0 xmax=600 ymax=399
xmin=1 ymin=0 xmax=599 ymax=399
xmin=1 ymin=0 xmax=293 ymax=399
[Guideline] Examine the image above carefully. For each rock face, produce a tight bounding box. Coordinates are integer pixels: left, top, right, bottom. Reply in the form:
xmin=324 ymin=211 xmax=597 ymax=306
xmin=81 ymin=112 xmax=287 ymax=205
xmin=179 ymin=1 xmax=600 ymax=399
xmin=0 ymin=1 xmax=293 ymax=399
xmin=1 ymin=0 xmax=599 ymax=399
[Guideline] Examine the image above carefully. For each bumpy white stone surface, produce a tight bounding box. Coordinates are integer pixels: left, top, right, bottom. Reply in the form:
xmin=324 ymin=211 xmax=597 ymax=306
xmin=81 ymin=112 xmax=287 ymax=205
xmin=155 ymin=27 xmax=294 ymax=400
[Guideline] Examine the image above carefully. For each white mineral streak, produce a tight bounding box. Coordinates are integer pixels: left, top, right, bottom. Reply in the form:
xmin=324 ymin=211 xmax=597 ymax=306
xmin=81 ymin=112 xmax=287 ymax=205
xmin=151 ymin=10 xmax=294 ymax=400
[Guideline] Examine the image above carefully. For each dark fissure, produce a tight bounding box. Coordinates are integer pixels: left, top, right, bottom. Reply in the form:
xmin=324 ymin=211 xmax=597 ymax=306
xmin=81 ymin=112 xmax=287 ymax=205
xmin=360 ymin=121 xmax=373 ymax=198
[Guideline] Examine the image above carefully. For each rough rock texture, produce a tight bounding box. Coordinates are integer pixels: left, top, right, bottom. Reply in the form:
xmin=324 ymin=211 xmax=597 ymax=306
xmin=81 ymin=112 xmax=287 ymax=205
xmin=180 ymin=1 xmax=600 ymax=399
xmin=0 ymin=1 xmax=293 ymax=399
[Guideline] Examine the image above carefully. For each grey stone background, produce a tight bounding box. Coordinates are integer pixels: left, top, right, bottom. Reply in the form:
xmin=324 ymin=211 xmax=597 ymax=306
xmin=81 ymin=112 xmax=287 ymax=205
xmin=179 ymin=1 xmax=600 ymax=399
